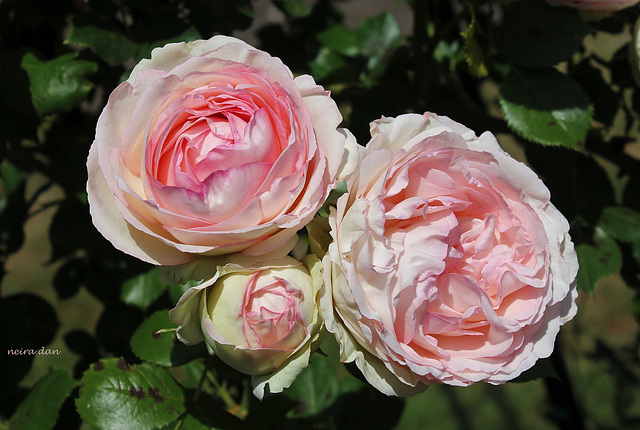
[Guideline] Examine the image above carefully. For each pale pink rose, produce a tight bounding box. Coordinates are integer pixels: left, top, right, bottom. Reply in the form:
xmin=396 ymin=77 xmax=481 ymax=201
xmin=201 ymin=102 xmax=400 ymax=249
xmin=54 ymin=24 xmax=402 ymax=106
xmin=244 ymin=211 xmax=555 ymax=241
xmin=320 ymin=113 xmax=578 ymax=395
xmin=168 ymin=254 xmax=324 ymax=399
xmin=87 ymin=36 xmax=357 ymax=265
xmin=545 ymin=0 xmax=640 ymax=11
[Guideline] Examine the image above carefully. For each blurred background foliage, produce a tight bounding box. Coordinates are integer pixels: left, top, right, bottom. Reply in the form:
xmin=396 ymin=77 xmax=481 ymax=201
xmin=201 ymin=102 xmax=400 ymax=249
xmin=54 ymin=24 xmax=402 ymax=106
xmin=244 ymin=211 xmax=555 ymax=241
xmin=1 ymin=0 xmax=640 ymax=429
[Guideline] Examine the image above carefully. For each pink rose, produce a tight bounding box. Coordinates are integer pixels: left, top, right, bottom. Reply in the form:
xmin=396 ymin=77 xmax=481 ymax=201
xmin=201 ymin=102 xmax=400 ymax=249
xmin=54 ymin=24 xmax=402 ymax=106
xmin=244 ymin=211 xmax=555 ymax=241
xmin=320 ymin=113 xmax=578 ymax=395
xmin=545 ymin=0 xmax=640 ymax=11
xmin=87 ymin=36 xmax=356 ymax=265
xmin=168 ymin=254 xmax=324 ymax=399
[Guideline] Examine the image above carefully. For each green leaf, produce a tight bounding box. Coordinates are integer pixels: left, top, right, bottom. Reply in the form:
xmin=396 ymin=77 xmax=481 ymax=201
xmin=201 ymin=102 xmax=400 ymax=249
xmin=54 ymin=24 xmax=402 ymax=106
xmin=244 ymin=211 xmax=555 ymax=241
xmin=65 ymin=25 xmax=139 ymax=63
xmin=499 ymin=67 xmax=592 ymax=149
xmin=433 ymin=39 xmax=463 ymax=64
xmin=355 ymin=12 xmax=402 ymax=83
xmin=318 ymin=180 xmax=347 ymax=218
xmin=306 ymin=216 xmax=332 ymax=259
xmin=576 ymin=228 xmax=622 ymax=295
xmin=461 ymin=5 xmax=488 ymax=77
xmin=8 ymin=367 xmax=77 ymax=430
xmin=130 ymin=309 xmax=205 ymax=367
xmin=285 ymin=347 xmax=363 ymax=417
xmin=21 ymin=52 xmax=98 ymax=116
xmin=317 ymin=25 xmax=359 ymax=57
xmin=1 ymin=161 xmax=27 ymax=198
xmin=161 ymin=414 xmax=210 ymax=430
xmin=168 ymin=279 xmax=200 ymax=305
xmin=598 ymin=206 xmax=640 ymax=243
xmin=497 ymin=0 xmax=589 ymax=68
xmin=356 ymin=12 xmax=401 ymax=57
xmin=309 ymin=48 xmax=347 ymax=81
xmin=274 ymin=0 xmax=311 ymax=17
xmin=131 ymin=310 xmax=178 ymax=367
xmin=76 ymin=358 xmax=185 ymax=430
xmin=121 ymin=267 xmax=165 ymax=310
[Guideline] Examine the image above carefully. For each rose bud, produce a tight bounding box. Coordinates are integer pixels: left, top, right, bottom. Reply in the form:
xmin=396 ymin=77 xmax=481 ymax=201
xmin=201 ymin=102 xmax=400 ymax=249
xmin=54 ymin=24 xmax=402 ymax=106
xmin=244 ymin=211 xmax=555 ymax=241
xmin=168 ymin=254 xmax=324 ymax=399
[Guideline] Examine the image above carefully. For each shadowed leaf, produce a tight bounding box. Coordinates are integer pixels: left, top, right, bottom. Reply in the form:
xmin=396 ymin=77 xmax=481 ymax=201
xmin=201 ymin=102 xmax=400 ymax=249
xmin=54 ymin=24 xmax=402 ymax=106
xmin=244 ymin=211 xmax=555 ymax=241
xmin=66 ymin=25 xmax=138 ymax=63
xmin=8 ymin=367 xmax=77 ymax=430
xmin=576 ymin=228 xmax=622 ymax=295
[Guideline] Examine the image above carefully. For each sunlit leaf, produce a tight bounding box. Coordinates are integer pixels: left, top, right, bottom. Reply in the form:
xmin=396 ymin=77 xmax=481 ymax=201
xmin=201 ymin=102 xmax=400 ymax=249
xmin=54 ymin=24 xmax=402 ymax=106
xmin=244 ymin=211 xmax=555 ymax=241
xmin=317 ymin=25 xmax=359 ymax=57
xmin=356 ymin=12 xmax=402 ymax=82
xmin=274 ymin=0 xmax=311 ymax=17
xmin=131 ymin=310 xmax=206 ymax=367
xmin=309 ymin=48 xmax=347 ymax=81
xmin=461 ymin=6 xmax=488 ymax=77
xmin=21 ymin=52 xmax=97 ymax=116
xmin=499 ymin=67 xmax=592 ymax=149
xmin=130 ymin=310 xmax=177 ymax=367
xmin=76 ymin=358 xmax=185 ymax=430
xmin=168 ymin=279 xmax=201 ymax=305
xmin=121 ymin=268 xmax=165 ymax=310
xmin=599 ymin=206 xmax=640 ymax=243
xmin=433 ymin=39 xmax=463 ymax=64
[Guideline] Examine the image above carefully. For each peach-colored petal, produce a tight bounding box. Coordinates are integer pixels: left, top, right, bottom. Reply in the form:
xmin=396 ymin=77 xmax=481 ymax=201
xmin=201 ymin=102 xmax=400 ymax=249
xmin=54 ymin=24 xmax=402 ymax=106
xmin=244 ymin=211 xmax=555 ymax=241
xmin=87 ymin=35 xmax=347 ymax=264
xmin=323 ymin=112 xmax=578 ymax=395
xmin=87 ymin=144 xmax=193 ymax=265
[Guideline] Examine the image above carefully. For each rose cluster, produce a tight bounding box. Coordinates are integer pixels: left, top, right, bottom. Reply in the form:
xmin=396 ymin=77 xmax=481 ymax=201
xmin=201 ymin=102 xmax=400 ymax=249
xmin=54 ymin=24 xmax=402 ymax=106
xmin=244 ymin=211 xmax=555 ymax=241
xmin=87 ymin=36 xmax=578 ymax=398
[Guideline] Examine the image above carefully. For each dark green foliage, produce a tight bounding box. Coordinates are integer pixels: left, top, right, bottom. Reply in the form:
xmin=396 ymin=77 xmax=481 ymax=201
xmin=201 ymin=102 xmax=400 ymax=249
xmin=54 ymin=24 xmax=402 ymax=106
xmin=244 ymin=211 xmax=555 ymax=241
xmin=496 ymin=1 xmax=589 ymax=69
xmin=7 ymin=367 xmax=77 ymax=430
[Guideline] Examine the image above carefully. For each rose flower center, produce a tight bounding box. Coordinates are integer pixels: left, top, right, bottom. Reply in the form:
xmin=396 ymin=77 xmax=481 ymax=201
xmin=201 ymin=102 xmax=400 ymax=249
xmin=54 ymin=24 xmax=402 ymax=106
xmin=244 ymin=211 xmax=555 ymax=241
xmin=242 ymin=273 xmax=306 ymax=349
xmin=377 ymin=147 xmax=548 ymax=358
